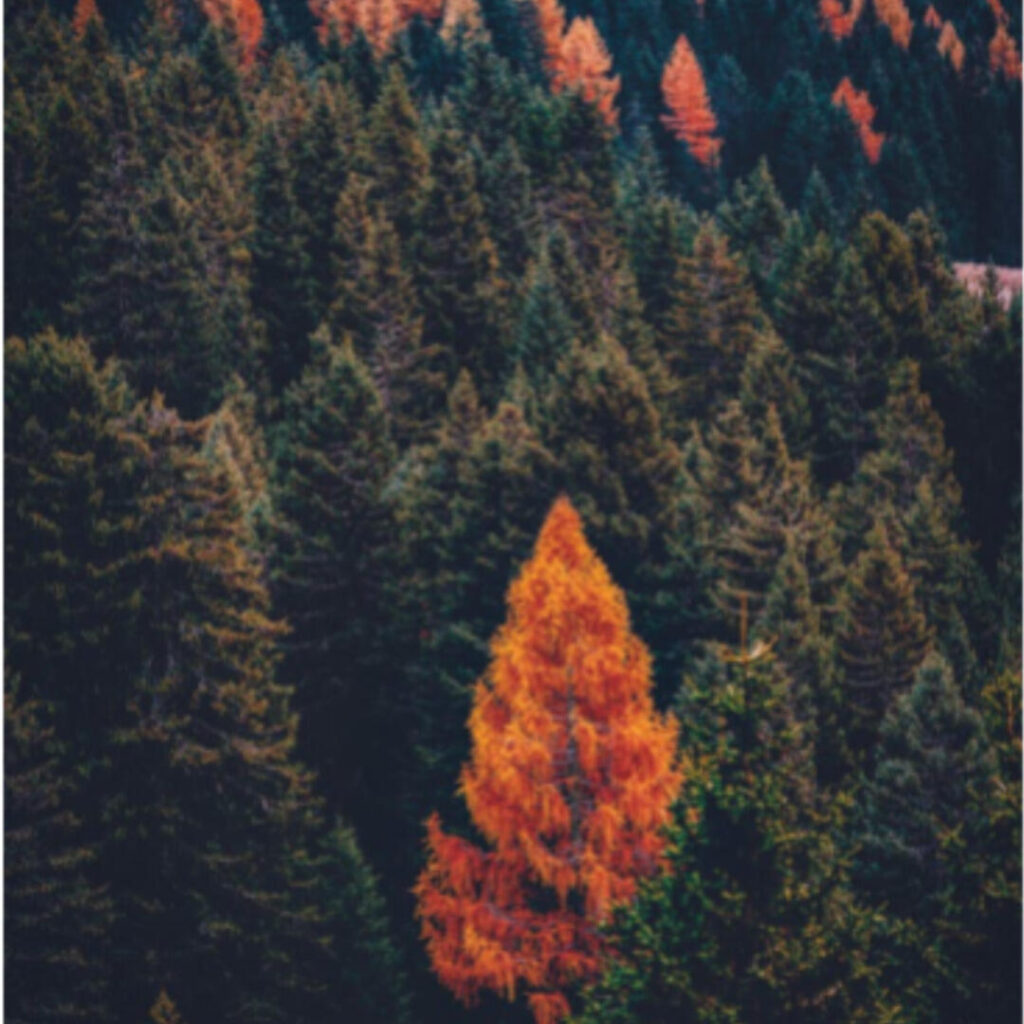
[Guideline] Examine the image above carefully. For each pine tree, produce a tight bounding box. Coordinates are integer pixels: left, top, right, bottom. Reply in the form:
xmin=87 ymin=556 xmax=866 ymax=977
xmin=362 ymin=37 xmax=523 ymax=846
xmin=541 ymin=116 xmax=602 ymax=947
xmin=579 ymin=649 xmax=886 ymax=1024
xmin=541 ymin=334 xmax=708 ymax=698
xmin=270 ymin=331 xmax=398 ymax=811
xmin=251 ymin=123 xmax=315 ymax=390
xmin=5 ymin=680 xmax=112 ymax=1024
xmin=414 ymin=105 xmax=505 ymax=399
xmin=329 ymin=180 xmax=444 ymax=444
xmin=654 ymin=222 xmax=764 ymax=432
xmin=365 ymin=64 xmax=430 ymax=236
xmin=854 ymin=654 xmax=1020 ymax=1022
xmin=835 ymin=520 xmax=932 ymax=767
xmin=415 ymin=497 xmax=682 ymax=1024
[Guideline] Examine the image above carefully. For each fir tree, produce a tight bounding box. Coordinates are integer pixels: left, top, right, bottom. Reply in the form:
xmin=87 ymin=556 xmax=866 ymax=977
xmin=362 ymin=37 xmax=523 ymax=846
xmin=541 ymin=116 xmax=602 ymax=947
xmin=270 ymin=331 xmax=397 ymax=811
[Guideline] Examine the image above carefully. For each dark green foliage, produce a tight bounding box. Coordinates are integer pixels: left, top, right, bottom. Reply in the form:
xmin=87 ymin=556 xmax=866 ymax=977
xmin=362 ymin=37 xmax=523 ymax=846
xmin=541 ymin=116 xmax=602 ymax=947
xmin=835 ymin=520 xmax=933 ymax=768
xmin=854 ymin=655 xmax=1022 ymax=1023
xmin=5 ymin=680 xmax=112 ymax=1024
xmin=270 ymin=332 xmax=398 ymax=812
xmin=580 ymin=652 xmax=886 ymax=1024
xmin=5 ymin=8 xmax=1021 ymax=1023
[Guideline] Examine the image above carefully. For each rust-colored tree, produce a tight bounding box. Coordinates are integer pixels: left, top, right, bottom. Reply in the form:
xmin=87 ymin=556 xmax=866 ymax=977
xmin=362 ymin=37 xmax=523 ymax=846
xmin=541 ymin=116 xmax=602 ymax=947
xmin=832 ymin=76 xmax=885 ymax=164
xmin=937 ymin=20 xmax=965 ymax=72
xmin=414 ymin=497 xmax=683 ymax=1024
xmin=198 ymin=0 xmax=264 ymax=65
xmin=923 ymin=4 xmax=942 ymax=29
xmin=310 ymin=0 xmax=443 ymax=53
xmin=659 ymin=35 xmax=722 ymax=168
xmin=989 ymin=24 xmax=1023 ymax=79
xmin=819 ymin=0 xmax=865 ymax=40
xmin=555 ymin=17 xmax=620 ymax=127
xmin=873 ymin=0 xmax=913 ymax=49
xmin=71 ymin=0 xmax=101 ymax=38
xmin=533 ymin=0 xmax=568 ymax=75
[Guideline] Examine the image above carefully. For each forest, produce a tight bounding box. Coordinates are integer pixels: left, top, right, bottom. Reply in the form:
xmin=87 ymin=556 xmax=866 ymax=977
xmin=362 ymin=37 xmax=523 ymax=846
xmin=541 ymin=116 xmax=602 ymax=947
xmin=4 ymin=0 xmax=1022 ymax=1022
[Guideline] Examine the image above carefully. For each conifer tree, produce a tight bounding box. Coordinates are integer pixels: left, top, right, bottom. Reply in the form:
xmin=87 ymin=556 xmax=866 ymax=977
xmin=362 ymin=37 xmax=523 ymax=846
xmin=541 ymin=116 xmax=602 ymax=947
xmin=415 ymin=497 xmax=682 ymax=1024
xmin=414 ymin=106 xmax=505 ymax=398
xmin=270 ymin=331 xmax=398 ymax=810
xmin=366 ymin=64 xmax=430 ymax=236
xmin=835 ymin=520 xmax=932 ymax=766
xmin=579 ymin=649 xmax=886 ymax=1024
xmin=251 ymin=123 xmax=315 ymax=389
xmin=854 ymin=654 xmax=1020 ymax=1022
xmin=541 ymin=334 xmax=708 ymax=697
xmin=329 ymin=179 xmax=444 ymax=444
xmin=660 ymin=35 xmax=721 ymax=168
xmin=654 ymin=222 xmax=764 ymax=432
xmin=5 ymin=680 xmax=112 ymax=1024
xmin=552 ymin=16 xmax=620 ymax=127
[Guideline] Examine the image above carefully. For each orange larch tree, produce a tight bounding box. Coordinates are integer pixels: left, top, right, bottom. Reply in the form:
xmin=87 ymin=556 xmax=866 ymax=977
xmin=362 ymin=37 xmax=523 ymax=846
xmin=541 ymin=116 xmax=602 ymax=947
xmin=660 ymin=35 xmax=722 ymax=168
xmin=819 ymin=0 xmax=865 ymax=40
xmin=71 ymin=0 xmax=102 ymax=38
xmin=873 ymin=0 xmax=913 ymax=49
xmin=555 ymin=17 xmax=621 ymax=127
xmin=198 ymin=0 xmax=264 ymax=66
xmin=414 ymin=497 xmax=683 ymax=1024
xmin=937 ymin=20 xmax=965 ymax=72
xmin=989 ymin=24 xmax=1023 ymax=79
xmin=832 ymin=76 xmax=885 ymax=164
xmin=310 ymin=0 xmax=443 ymax=53
xmin=923 ymin=4 xmax=942 ymax=29
xmin=533 ymin=0 xmax=568 ymax=76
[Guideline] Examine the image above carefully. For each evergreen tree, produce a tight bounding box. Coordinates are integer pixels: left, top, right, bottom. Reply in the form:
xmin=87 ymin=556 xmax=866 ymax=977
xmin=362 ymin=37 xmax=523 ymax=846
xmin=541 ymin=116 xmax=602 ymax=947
xmin=365 ymin=63 xmax=430 ymax=236
xmin=5 ymin=679 xmax=112 ymax=1024
xmin=854 ymin=655 xmax=1021 ymax=1022
xmin=541 ymin=334 xmax=708 ymax=698
xmin=251 ymin=123 xmax=314 ymax=390
xmin=270 ymin=331 xmax=398 ymax=812
xmin=579 ymin=650 xmax=887 ymax=1024
xmin=654 ymin=222 xmax=765 ymax=433
xmin=414 ymin=105 xmax=505 ymax=399
xmin=835 ymin=520 xmax=932 ymax=767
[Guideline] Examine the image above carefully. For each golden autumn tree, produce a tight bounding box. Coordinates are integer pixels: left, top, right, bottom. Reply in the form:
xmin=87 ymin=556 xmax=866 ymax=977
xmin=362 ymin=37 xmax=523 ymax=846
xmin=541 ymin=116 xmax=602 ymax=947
xmin=873 ymin=0 xmax=913 ymax=49
xmin=819 ymin=0 xmax=865 ymax=40
xmin=832 ymin=75 xmax=885 ymax=164
xmin=555 ymin=17 xmax=620 ymax=126
xmin=415 ymin=497 xmax=683 ymax=1024
xmin=310 ymin=0 xmax=444 ymax=53
xmin=71 ymin=0 xmax=101 ymax=38
xmin=660 ymin=34 xmax=722 ymax=168
xmin=533 ymin=0 xmax=568 ymax=75
xmin=989 ymin=24 xmax=1023 ymax=79
xmin=937 ymin=20 xmax=965 ymax=72
xmin=198 ymin=0 xmax=264 ymax=66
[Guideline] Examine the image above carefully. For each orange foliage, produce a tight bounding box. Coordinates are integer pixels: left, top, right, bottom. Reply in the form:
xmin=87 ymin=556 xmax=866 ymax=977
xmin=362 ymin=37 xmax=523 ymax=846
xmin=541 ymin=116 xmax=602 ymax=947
xmin=528 ymin=1 xmax=619 ymax=126
xmin=197 ymin=0 xmax=264 ymax=66
xmin=414 ymin=497 xmax=683 ymax=1024
xmin=440 ymin=0 xmax=484 ymax=41
xmin=990 ymin=24 xmax=1023 ymax=78
xmin=72 ymin=0 xmax=102 ymax=38
xmin=819 ymin=0 xmax=865 ymax=40
xmin=310 ymin=0 xmax=444 ymax=53
xmin=660 ymin=35 xmax=722 ymax=168
xmin=923 ymin=4 xmax=942 ymax=29
xmin=988 ymin=0 xmax=1010 ymax=28
xmin=937 ymin=21 xmax=965 ymax=72
xmin=533 ymin=0 xmax=568 ymax=75
xmin=555 ymin=17 xmax=621 ymax=126
xmin=832 ymin=76 xmax=885 ymax=165
xmin=873 ymin=0 xmax=913 ymax=48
